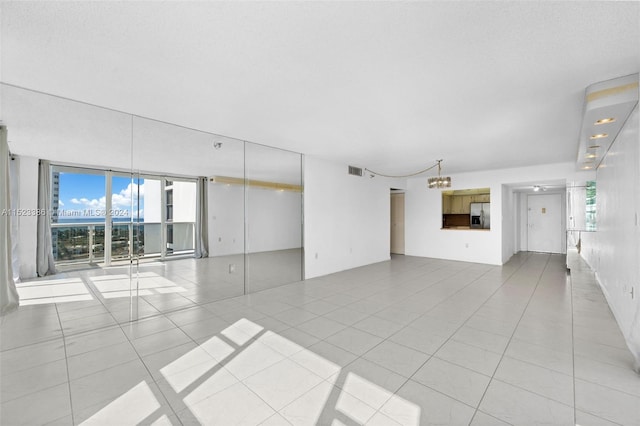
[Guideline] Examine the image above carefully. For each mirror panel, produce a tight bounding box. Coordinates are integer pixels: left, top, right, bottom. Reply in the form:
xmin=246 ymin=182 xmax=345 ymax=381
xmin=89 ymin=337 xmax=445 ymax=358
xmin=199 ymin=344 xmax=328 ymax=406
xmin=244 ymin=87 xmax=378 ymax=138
xmin=245 ymin=143 xmax=303 ymax=293
xmin=132 ymin=117 xmax=246 ymax=305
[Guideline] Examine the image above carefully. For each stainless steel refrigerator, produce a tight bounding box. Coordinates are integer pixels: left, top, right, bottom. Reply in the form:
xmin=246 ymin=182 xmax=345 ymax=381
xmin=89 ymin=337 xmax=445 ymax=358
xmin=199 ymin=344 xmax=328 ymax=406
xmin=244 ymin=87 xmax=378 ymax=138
xmin=470 ymin=203 xmax=490 ymax=229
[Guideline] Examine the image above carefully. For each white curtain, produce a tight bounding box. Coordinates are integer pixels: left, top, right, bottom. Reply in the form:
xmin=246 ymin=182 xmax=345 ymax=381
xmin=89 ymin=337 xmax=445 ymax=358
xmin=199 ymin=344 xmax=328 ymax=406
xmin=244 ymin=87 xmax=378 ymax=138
xmin=195 ymin=176 xmax=209 ymax=258
xmin=36 ymin=160 xmax=56 ymax=276
xmin=9 ymin=154 xmax=20 ymax=283
xmin=1 ymin=126 xmax=19 ymax=315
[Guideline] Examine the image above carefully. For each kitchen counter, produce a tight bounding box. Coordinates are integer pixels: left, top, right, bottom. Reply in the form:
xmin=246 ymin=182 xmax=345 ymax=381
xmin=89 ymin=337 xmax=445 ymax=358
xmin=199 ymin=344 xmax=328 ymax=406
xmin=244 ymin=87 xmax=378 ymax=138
xmin=441 ymin=226 xmax=490 ymax=230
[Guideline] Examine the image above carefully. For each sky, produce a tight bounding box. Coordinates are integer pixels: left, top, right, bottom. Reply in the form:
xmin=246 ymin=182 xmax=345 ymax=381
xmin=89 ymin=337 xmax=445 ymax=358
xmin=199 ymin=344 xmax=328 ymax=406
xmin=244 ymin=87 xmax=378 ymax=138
xmin=57 ymin=172 xmax=145 ymax=219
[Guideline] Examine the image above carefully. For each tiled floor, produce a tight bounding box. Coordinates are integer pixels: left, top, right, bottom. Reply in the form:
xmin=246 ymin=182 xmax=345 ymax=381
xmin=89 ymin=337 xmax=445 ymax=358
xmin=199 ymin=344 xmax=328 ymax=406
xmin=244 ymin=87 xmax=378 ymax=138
xmin=1 ymin=252 xmax=639 ymax=425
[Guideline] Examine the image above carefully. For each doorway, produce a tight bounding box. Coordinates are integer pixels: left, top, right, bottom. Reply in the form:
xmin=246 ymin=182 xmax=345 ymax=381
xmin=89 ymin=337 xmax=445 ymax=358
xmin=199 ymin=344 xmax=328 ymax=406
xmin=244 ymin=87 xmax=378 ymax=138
xmin=527 ymin=193 xmax=563 ymax=253
xmin=390 ymin=193 xmax=405 ymax=254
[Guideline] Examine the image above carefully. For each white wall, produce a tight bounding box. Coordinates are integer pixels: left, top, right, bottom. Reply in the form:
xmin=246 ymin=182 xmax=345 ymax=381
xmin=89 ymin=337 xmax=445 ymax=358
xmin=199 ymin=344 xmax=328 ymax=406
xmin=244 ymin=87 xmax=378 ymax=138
xmin=207 ymin=183 xmax=302 ymax=256
xmin=501 ymin=185 xmax=516 ymax=263
xmin=247 ymin=187 xmax=302 ymax=253
xmin=208 ymin=183 xmax=244 ymax=256
xmin=405 ymin=162 xmax=578 ymax=265
xmin=16 ymin=156 xmax=38 ymax=279
xmin=581 ymin=104 xmax=640 ymax=367
xmin=304 ymin=156 xmax=390 ymax=279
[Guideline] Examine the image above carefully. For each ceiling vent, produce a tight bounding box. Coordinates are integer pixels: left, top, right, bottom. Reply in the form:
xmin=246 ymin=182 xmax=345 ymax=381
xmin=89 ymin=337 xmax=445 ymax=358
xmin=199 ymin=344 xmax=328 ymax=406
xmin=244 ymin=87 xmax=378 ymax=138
xmin=348 ymin=165 xmax=363 ymax=177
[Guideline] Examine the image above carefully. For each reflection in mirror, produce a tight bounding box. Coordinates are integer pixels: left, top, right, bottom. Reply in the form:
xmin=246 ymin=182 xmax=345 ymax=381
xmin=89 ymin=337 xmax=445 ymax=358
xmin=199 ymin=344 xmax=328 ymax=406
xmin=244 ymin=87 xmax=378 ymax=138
xmin=245 ymin=143 xmax=303 ymax=292
xmin=132 ymin=117 xmax=246 ymax=304
xmin=0 ymin=84 xmax=137 ymax=311
xmin=441 ymin=188 xmax=491 ymax=230
xmin=2 ymin=84 xmax=305 ymax=317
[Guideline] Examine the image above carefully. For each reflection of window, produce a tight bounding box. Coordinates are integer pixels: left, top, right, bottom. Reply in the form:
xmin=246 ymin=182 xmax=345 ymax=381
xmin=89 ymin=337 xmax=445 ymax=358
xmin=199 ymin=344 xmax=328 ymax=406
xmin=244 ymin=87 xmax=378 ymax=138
xmin=586 ymin=180 xmax=596 ymax=231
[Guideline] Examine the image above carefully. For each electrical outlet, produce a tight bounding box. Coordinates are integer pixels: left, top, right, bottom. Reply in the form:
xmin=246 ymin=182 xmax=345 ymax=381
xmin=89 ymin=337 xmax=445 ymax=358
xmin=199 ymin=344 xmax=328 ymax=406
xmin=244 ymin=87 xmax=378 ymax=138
xmin=229 ymin=264 xmax=235 ymax=274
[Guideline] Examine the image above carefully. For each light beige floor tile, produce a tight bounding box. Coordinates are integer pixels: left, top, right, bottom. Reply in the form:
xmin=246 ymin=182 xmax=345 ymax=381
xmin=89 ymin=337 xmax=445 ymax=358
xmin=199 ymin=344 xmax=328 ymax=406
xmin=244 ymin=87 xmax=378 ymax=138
xmin=296 ymin=316 xmax=346 ymax=340
xmin=353 ymin=316 xmax=404 ymax=339
xmin=329 ymin=358 xmax=407 ymax=410
xmin=180 ymin=382 xmax=274 ymax=426
xmin=494 ymin=356 xmax=574 ymax=406
xmin=0 ymin=358 xmax=68 ymax=403
xmin=575 ymin=378 xmax=640 ymax=426
xmin=362 ymin=340 xmax=430 ymax=378
xmin=574 ymin=355 xmax=640 ymax=397
xmin=325 ymin=327 xmax=384 ymax=356
xmin=290 ymin=341 xmax=357 ymax=380
xmin=435 ymin=340 xmax=502 ymax=376
xmin=380 ymin=380 xmax=476 ymax=426
xmin=0 ymin=383 xmax=72 ymax=426
xmin=469 ymin=411 xmax=512 ymax=426
xmin=244 ymin=358 xmax=323 ymax=410
xmin=412 ymin=357 xmax=491 ymax=408
xmin=67 ymin=340 xmax=138 ymax=380
xmin=479 ymin=380 xmax=574 ymax=425
xmin=388 ymin=326 xmax=448 ymax=355
xmin=504 ymin=338 xmax=573 ymax=375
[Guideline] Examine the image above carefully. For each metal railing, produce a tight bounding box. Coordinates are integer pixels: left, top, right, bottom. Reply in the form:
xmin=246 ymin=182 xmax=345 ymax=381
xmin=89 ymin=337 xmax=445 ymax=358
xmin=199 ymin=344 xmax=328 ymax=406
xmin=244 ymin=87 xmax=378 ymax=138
xmin=51 ymin=222 xmax=107 ymax=263
xmin=51 ymin=221 xmax=195 ymax=264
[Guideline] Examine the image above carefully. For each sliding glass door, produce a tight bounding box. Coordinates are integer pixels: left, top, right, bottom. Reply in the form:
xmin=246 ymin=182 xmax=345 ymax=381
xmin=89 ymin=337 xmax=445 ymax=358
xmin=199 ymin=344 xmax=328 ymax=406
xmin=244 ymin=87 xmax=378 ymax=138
xmin=51 ymin=166 xmax=107 ymax=264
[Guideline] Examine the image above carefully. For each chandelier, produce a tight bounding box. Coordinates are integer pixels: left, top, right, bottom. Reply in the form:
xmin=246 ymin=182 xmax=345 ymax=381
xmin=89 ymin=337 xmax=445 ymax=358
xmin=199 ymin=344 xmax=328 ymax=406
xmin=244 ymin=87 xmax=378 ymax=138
xmin=427 ymin=160 xmax=451 ymax=188
xmin=364 ymin=159 xmax=452 ymax=189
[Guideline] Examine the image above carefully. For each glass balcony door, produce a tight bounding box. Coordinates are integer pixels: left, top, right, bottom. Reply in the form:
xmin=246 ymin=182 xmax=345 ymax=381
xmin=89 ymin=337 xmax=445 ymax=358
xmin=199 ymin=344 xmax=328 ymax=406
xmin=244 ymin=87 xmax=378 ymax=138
xmin=51 ymin=166 xmax=107 ymax=265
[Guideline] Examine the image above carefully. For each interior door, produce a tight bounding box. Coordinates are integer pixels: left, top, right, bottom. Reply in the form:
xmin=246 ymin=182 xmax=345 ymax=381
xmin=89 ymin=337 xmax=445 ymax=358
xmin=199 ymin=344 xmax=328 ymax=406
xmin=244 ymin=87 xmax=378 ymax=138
xmin=528 ymin=193 xmax=562 ymax=253
xmin=390 ymin=193 xmax=405 ymax=254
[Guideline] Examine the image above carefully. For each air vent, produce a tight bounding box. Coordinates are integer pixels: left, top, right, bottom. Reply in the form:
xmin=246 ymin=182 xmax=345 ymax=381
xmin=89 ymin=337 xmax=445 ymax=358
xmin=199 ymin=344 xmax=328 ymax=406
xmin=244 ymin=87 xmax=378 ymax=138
xmin=348 ymin=165 xmax=363 ymax=177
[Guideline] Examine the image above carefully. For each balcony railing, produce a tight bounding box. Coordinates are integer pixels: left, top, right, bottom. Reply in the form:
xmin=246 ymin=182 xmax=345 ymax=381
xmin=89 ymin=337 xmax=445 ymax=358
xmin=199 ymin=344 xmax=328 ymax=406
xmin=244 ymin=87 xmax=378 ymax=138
xmin=51 ymin=221 xmax=195 ymax=264
xmin=51 ymin=222 xmax=107 ymax=263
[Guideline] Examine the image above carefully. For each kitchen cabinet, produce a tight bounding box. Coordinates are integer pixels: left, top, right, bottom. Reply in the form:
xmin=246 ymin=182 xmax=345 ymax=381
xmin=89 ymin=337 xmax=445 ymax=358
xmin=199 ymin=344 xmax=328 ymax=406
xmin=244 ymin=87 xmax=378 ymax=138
xmin=451 ymin=196 xmax=465 ymax=213
xmin=442 ymin=194 xmax=452 ymax=214
xmin=442 ymin=191 xmax=490 ymax=214
xmin=473 ymin=194 xmax=490 ymax=203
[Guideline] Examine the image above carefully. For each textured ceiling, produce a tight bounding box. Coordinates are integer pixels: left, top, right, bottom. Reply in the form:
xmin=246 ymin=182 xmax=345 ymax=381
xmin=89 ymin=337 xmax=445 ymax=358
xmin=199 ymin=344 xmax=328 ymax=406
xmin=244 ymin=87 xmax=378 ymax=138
xmin=1 ymin=1 xmax=638 ymax=175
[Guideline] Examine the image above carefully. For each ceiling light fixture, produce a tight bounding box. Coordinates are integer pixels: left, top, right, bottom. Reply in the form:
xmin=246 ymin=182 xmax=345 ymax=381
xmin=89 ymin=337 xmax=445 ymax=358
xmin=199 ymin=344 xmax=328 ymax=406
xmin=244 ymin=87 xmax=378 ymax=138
xmin=533 ymin=185 xmax=540 ymax=192
xmin=590 ymin=133 xmax=608 ymax=139
xmin=588 ymin=145 xmax=600 ymax=149
xmin=595 ymin=117 xmax=616 ymax=125
xmin=585 ymin=153 xmax=597 ymax=159
xmin=364 ymin=159 xmax=452 ymax=189
xmin=427 ymin=160 xmax=452 ymax=189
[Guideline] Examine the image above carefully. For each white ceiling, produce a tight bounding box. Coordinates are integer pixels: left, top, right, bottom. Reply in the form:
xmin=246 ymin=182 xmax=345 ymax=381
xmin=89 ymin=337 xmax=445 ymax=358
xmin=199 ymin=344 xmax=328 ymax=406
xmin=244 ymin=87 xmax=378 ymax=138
xmin=1 ymin=1 xmax=639 ymax=175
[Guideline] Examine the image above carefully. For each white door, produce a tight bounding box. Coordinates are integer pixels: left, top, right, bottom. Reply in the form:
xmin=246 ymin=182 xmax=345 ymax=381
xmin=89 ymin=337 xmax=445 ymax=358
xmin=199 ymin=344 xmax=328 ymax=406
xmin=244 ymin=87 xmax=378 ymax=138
xmin=527 ymin=193 xmax=562 ymax=253
xmin=390 ymin=193 xmax=405 ymax=254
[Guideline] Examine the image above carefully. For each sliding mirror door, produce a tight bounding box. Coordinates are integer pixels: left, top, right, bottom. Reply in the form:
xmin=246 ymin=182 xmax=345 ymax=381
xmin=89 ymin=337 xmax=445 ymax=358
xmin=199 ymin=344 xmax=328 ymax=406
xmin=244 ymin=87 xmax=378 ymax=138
xmin=245 ymin=143 xmax=303 ymax=293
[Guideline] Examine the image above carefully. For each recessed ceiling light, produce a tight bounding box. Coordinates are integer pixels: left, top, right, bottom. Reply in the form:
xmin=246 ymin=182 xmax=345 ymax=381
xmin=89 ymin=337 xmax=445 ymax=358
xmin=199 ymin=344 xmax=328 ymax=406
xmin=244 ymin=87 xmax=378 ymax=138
xmin=590 ymin=133 xmax=608 ymax=139
xmin=582 ymin=165 xmax=593 ymax=170
xmin=595 ymin=117 xmax=616 ymax=125
xmin=585 ymin=153 xmax=597 ymax=159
